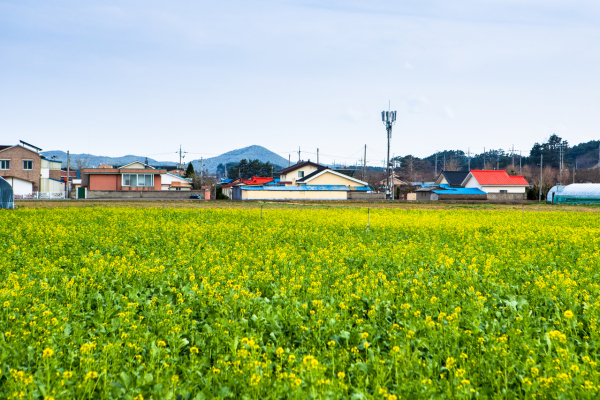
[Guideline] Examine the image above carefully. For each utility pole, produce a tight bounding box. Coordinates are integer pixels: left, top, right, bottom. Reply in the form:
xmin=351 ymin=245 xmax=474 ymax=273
xmin=317 ymin=148 xmax=319 ymax=164
xmin=512 ymin=144 xmax=515 ymax=170
xmin=363 ymin=145 xmax=367 ymax=181
xmin=200 ymin=157 xmax=203 ymax=187
xmin=381 ymin=105 xmax=397 ymax=199
xmin=519 ymin=150 xmax=522 ymax=174
xmin=483 ymin=147 xmax=486 ymax=170
xmin=468 ymin=148 xmax=471 ymax=171
xmin=176 ymin=145 xmax=187 ymax=170
xmin=444 ymin=153 xmax=446 ymax=170
xmin=298 ymin=146 xmax=301 ymax=163
xmin=288 ymin=154 xmax=290 ymax=167
xmin=539 ymin=154 xmax=543 ymax=203
xmin=435 ymin=152 xmax=438 ymax=176
xmin=67 ymin=150 xmax=70 ymax=199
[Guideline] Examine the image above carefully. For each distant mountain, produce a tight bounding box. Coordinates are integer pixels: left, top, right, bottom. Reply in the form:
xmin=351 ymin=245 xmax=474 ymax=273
xmin=41 ymin=145 xmax=289 ymax=172
xmin=190 ymin=145 xmax=288 ymax=172
xmin=40 ymin=151 xmax=177 ymax=168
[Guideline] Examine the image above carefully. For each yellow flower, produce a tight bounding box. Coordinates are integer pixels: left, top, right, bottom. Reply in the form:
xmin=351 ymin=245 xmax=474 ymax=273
xmin=42 ymin=348 xmax=54 ymax=358
xmin=337 ymin=372 xmax=345 ymax=379
xmin=361 ymin=332 xmax=369 ymax=339
xmin=190 ymin=347 xmax=199 ymax=355
xmin=564 ymin=310 xmax=574 ymax=319
xmin=157 ymin=341 xmax=166 ymax=347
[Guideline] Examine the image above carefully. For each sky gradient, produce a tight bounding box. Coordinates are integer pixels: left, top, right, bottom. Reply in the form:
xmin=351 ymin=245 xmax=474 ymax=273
xmin=1 ymin=1 xmax=599 ymax=165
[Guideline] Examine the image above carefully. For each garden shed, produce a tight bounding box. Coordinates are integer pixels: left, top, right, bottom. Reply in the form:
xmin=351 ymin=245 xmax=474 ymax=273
xmin=553 ymin=183 xmax=600 ymax=204
xmin=0 ymin=176 xmax=14 ymax=209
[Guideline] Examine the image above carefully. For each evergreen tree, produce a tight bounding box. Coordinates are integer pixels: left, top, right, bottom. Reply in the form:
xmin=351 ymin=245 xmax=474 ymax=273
xmin=185 ymin=162 xmax=195 ymax=178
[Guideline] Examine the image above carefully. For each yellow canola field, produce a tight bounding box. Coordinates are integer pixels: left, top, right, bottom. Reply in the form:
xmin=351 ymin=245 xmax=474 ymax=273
xmin=1 ymin=207 xmax=600 ymax=399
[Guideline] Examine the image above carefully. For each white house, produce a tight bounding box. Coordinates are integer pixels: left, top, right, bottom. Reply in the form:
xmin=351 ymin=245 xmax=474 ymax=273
xmin=160 ymin=172 xmax=192 ymax=191
xmin=462 ymin=170 xmax=529 ymax=199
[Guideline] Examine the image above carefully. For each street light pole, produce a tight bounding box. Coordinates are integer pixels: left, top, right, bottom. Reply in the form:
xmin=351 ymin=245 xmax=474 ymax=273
xmin=381 ymin=107 xmax=397 ymax=199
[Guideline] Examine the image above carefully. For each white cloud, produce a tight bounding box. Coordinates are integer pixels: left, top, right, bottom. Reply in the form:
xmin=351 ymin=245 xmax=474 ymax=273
xmin=443 ymin=107 xmax=455 ymax=119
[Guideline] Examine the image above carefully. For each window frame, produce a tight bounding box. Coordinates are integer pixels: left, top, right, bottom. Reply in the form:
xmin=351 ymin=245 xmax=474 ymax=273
xmin=122 ymin=173 xmax=154 ymax=187
xmin=298 ymin=171 xmax=304 ymax=178
xmin=0 ymin=160 xmax=9 ymax=170
xmin=23 ymin=160 xmax=33 ymax=170
xmin=499 ymin=190 xmax=508 ymax=194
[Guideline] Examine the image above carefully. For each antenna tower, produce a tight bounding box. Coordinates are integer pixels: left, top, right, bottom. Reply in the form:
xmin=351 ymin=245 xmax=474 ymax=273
xmin=381 ymin=103 xmax=397 ymax=198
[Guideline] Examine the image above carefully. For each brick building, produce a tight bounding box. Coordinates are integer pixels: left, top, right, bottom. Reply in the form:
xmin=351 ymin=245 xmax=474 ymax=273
xmin=0 ymin=141 xmax=43 ymax=195
xmin=0 ymin=141 xmax=65 ymax=196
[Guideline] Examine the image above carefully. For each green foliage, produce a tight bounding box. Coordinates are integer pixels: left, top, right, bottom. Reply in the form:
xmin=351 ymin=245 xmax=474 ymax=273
xmin=227 ymin=159 xmax=282 ymax=180
xmin=216 ymin=186 xmax=229 ymax=200
xmin=184 ymin=162 xmax=195 ymax=178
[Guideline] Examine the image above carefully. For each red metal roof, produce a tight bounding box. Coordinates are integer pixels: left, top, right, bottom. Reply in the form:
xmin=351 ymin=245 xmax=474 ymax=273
xmin=469 ymin=170 xmax=529 ymax=185
xmin=241 ymin=176 xmax=274 ymax=185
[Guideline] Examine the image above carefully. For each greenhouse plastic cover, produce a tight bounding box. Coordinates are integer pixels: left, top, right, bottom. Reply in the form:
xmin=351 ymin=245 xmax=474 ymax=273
xmin=0 ymin=176 xmax=14 ymax=209
xmin=554 ymin=183 xmax=600 ymax=204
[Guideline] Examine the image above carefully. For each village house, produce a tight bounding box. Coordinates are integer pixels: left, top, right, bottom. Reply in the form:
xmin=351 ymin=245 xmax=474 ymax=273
xmin=81 ymin=161 xmax=166 ymax=192
xmin=0 ymin=140 xmax=65 ymax=196
xmin=461 ymin=170 xmax=529 ymax=200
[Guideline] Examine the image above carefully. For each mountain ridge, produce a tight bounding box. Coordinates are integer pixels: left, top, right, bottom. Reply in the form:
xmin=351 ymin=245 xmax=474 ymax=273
xmin=41 ymin=145 xmax=289 ymax=173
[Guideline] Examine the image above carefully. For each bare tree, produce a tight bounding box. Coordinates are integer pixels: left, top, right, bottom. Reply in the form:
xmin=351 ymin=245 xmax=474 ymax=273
xmin=75 ymin=155 xmax=91 ymax=171
xmin=192 ymin=175 xmax=218 ymax=198
xmin=445 ymin=158 xmax=460 ymax=171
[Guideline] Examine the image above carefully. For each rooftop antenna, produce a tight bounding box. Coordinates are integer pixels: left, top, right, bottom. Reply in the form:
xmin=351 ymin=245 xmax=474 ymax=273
xmin=381 ymin=101 xmax=397 ymax=199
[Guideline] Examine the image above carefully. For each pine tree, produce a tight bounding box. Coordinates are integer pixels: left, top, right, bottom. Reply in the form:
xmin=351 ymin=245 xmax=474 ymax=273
xmin=185 ymin=162 xmax=195 ymax=178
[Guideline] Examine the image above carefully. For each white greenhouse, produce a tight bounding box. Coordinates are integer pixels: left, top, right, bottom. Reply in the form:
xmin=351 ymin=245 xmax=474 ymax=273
xmin=552 ymin=183 xmax=600 ymax=204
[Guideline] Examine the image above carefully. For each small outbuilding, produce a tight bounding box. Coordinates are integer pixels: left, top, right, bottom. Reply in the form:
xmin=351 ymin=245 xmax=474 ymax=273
xmin=0 ymin=176 xmax=14 ymax=209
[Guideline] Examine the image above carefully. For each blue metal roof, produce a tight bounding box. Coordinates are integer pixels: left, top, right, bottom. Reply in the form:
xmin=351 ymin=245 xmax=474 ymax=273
xmin=432 ymin=186 xmax=486 ymax=195
xmin=241 ymin=185 xmax=350 ymax=192
xmin=349 ymin=186 xmax=370 ymax=192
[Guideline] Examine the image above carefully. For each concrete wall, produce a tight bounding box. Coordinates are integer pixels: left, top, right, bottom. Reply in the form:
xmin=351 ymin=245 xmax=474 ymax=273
xmin=85 ymin=189 xmax=209 ymax=199
xmin=241 ymin=189 xmax=348 ymax=201
xmin=347 ymin=192 xmax=386 ymax=200
xmin=482 ymin=185 xmax=526 ymax=193
xmin=416 ymin=192 xmax=437 ymax=201
xmin=5 ymin=176 xmax=34 ymax=195
xmin=487 ymin=192 xmax=526 ymax=201
xmin=437 ymin=193 xmax=487 ymax=201
xmin=40 ymin=178 xmax=65 ymax=193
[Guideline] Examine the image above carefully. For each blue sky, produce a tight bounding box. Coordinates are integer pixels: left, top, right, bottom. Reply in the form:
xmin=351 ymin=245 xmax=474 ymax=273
xmin=1 ymin=1 xmax=599 ymax=165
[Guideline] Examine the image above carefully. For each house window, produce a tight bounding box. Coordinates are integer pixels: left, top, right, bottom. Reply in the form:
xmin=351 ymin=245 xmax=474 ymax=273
xmin=500 ymin=190 xmax=508 ymax=194
xmin=0 ymin=160 xmax=9 ymax=170
xmin=122 ymin=174 xmax=154 ymax=187
xmin=298 ymin=171 xmax=304 ymax=178
xmin=23 ymin=160 xmax=33 ymax=170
